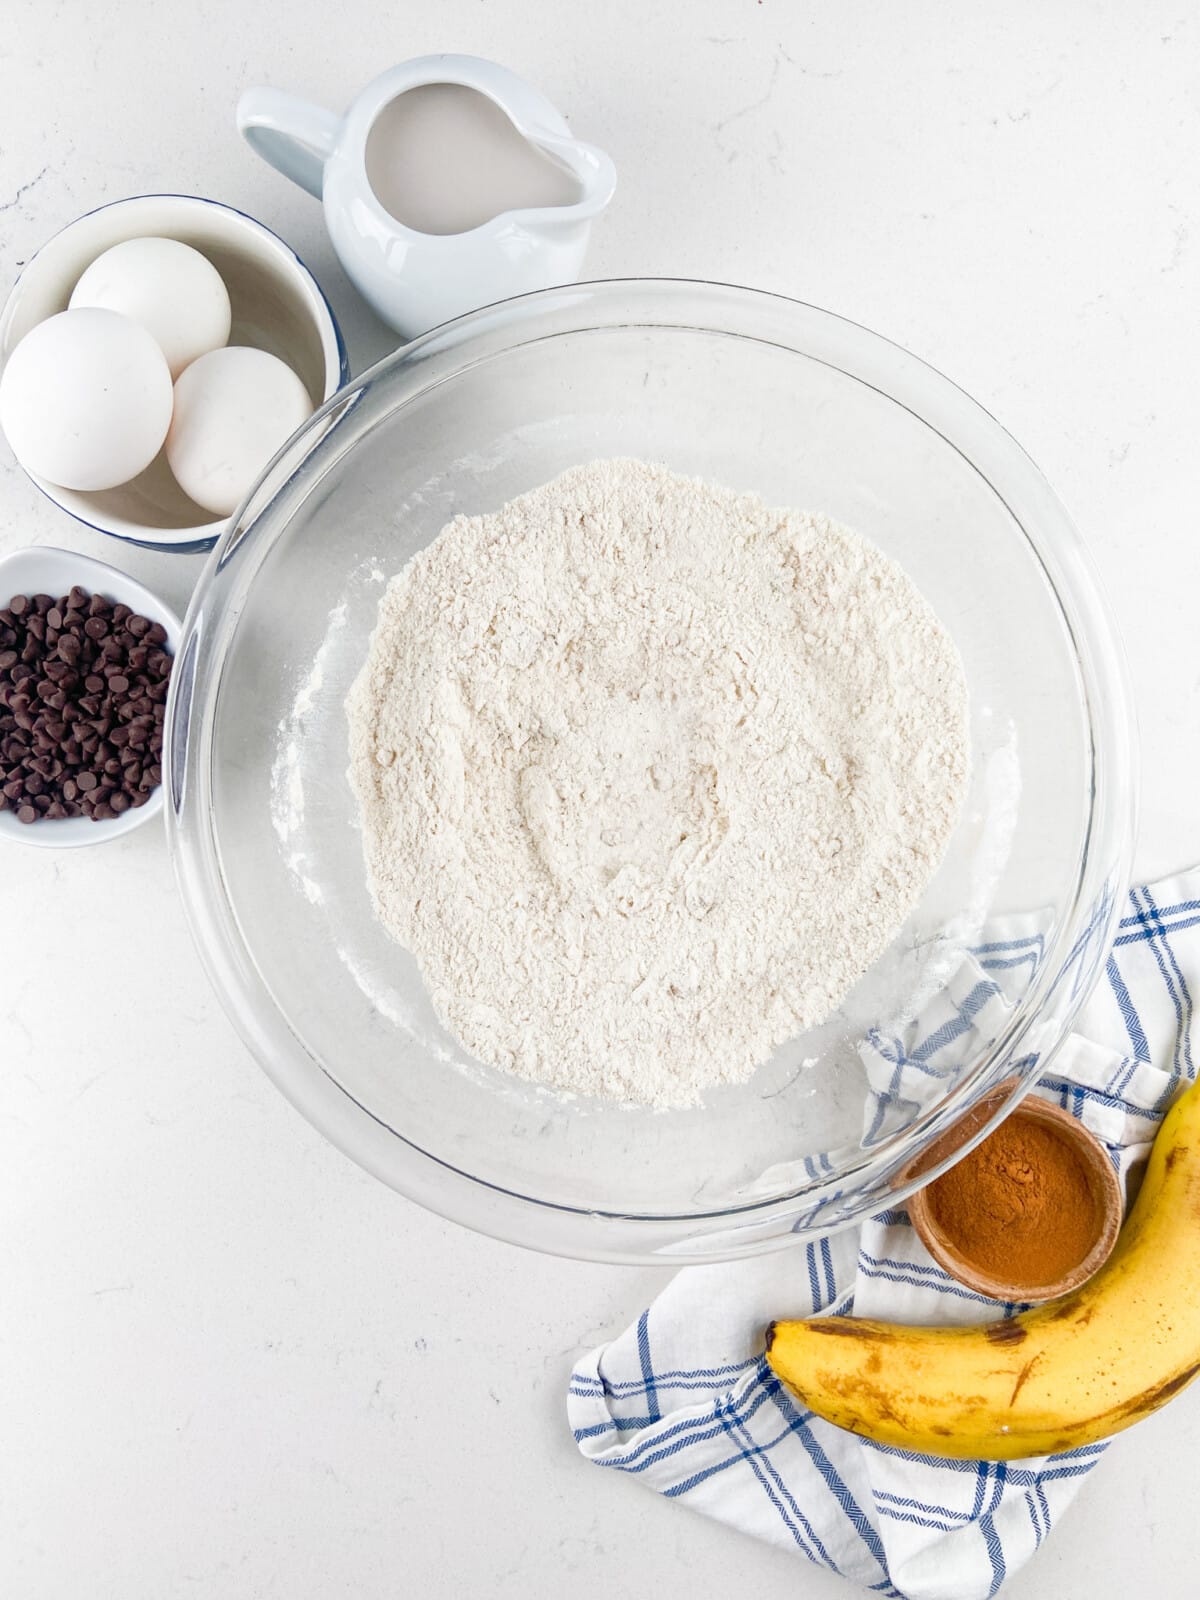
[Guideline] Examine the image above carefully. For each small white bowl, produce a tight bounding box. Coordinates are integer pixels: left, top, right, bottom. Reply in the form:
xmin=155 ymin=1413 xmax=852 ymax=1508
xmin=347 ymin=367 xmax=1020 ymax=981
xmin=0 ymin=194 xmax=349 ymax=552
xmin=0 ymin=545 xmax=181 ymax=847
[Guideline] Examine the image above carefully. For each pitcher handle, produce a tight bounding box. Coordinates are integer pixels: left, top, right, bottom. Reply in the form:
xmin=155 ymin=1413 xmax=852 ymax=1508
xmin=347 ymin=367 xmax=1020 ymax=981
xmin=237 ymin=87 xmax=342 ymax=201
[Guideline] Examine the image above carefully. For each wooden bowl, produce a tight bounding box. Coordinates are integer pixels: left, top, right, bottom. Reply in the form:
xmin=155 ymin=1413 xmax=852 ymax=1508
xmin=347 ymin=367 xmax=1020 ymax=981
xmin=906 ymin=1089 xmax=1123 ymax=1303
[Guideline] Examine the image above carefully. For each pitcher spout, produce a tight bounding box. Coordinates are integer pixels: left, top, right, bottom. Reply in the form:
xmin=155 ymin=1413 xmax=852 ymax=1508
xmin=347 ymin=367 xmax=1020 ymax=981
xmin=528 ymin=134 xmax=618 ymax=224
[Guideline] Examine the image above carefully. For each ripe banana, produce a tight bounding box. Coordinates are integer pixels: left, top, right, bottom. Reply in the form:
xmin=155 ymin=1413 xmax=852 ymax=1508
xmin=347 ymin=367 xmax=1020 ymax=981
xmin=766 ymin=1075 xmax=1200 ymax=1459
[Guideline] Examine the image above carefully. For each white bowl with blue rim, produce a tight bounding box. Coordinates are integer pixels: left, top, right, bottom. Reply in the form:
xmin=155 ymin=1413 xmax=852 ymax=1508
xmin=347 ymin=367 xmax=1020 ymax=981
xmin=0 ymin=195 xmax=349 ymax=553
xmin=0 ymin=544 xmax=181 ymax=846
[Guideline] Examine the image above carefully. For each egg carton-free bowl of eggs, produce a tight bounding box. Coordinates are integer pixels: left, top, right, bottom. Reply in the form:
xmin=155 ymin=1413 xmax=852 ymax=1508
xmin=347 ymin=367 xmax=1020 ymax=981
xmin=0 ymin=544 xmax=180 ymax=846
xmin=0 ymin=195 xmax=349 ymax=552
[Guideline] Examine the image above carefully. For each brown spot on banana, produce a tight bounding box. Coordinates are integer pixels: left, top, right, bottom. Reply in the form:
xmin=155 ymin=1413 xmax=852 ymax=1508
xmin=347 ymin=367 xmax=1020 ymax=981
xmin=1049 ymin=1300 xmax=1094 ymax=1324
xmin=802 ymin=1319 xmax=896 ymax=1340
xmin=820 ymin=1373 xmax=904 ymax=1424
xmin=1009 ymin=1355 xmax=1041 ymax=1407
xmin=1114 ymin=1360 xmax=1200 ymax=1421
xmin=985 ymin=1320 xmax=1029 ymax=1345
xmin=1028 ymin=1362 xmax=1200 ymax=1443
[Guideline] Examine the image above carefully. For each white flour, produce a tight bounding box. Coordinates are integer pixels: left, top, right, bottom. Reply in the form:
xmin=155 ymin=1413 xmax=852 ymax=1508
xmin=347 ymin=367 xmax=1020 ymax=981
xmin=347 ymin=460 xmax=969 ymax=1108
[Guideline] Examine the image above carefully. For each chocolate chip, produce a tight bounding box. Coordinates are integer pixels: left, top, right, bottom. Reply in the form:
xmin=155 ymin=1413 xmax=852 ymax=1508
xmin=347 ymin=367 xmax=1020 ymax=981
xmin=0 ymin=586 xmax=173 ymax=826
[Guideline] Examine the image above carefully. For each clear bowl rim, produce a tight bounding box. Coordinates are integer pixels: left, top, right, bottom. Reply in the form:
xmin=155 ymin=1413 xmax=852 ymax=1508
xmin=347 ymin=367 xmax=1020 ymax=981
xmin=165 ymin=277 xmax=1138 ymax=1262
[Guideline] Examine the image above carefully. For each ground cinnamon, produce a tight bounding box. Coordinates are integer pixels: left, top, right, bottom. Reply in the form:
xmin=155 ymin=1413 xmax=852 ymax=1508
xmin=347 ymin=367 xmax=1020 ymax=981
xmin=923 ymin=1115 xmax=1102 ymax=1287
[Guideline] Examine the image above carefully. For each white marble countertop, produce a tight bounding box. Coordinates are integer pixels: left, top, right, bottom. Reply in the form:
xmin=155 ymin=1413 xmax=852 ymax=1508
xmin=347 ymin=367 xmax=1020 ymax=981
xmin=3 ymin=3 xmax=1198 ymax=1596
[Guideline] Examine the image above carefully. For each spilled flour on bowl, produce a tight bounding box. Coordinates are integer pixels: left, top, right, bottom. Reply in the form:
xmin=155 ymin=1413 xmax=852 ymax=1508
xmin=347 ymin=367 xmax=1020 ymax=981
xmin=347 ymin=459 xmax=969 ymax=1108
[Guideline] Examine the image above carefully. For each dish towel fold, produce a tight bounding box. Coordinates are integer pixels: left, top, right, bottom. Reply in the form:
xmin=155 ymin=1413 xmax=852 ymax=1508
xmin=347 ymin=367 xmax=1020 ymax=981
xmin=568 ymin=868 xmax=1200 ymax=1600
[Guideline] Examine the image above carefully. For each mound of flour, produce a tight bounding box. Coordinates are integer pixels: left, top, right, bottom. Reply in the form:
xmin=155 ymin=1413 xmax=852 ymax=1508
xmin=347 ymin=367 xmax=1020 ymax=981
xmin=347 ymin=460 xmax=968 ymax=1108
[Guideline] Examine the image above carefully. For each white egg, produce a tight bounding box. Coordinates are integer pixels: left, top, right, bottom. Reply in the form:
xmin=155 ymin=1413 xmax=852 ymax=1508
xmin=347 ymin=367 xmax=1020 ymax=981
xmin=70 ymin=237 xmax=232 ymax=379
xmin=0 ymin=308 xmax=174 ymax=492
xmin=166 ymin=346 xmax=314 ymax=517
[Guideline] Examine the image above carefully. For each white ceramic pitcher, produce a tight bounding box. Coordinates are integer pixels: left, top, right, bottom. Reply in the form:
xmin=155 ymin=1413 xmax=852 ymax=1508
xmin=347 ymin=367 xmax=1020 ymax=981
xmin=238 ymin=56 xmax=616 ymax=340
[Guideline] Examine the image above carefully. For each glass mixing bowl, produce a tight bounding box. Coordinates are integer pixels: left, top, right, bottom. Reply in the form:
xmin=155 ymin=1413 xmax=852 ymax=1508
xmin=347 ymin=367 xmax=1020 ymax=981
xmin=166 ymin=280 xmax=1136 ymax=1262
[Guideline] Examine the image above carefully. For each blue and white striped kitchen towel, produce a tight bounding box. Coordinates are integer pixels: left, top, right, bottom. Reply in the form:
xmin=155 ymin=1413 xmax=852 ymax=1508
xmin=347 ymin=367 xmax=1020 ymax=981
xmin=568 ymin=868 xmax=1200 ymax=1600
